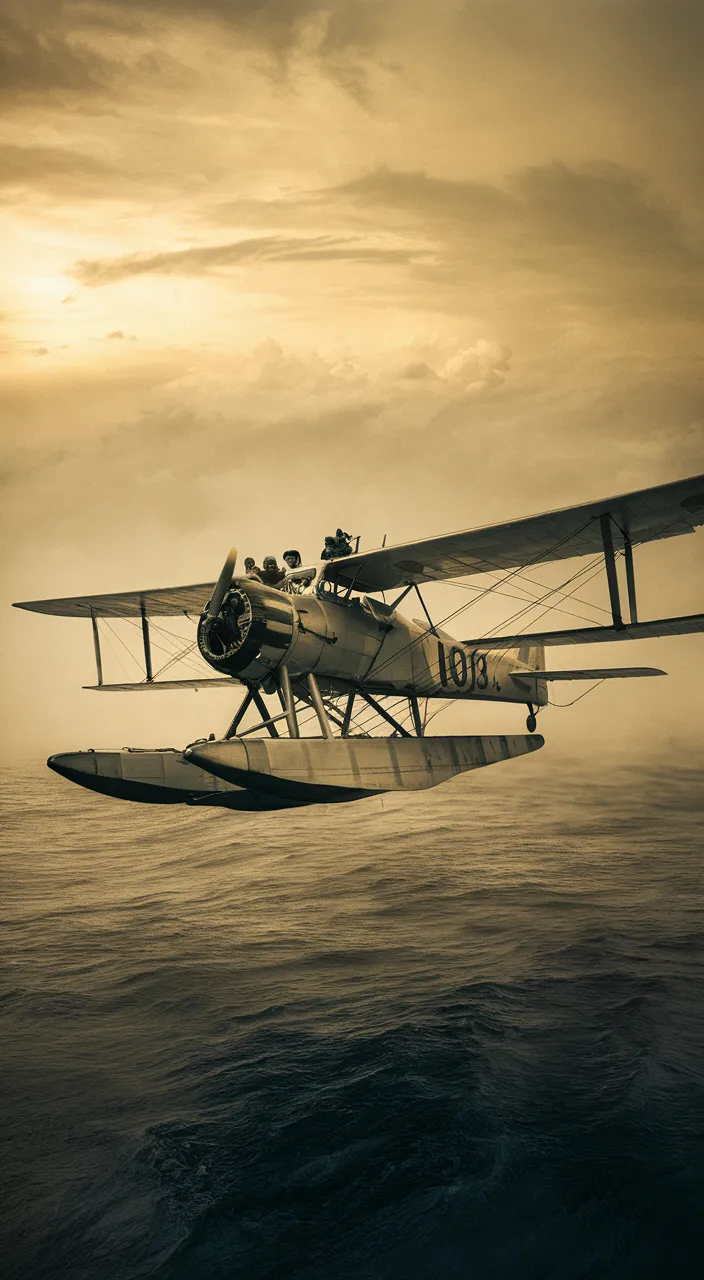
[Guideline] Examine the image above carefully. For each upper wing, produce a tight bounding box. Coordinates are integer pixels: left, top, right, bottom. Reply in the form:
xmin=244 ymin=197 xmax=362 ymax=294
xmin=13 ymin=583 xmax=215 ymax=618
xmin=322 ymin=473 xmax=704 ymax=592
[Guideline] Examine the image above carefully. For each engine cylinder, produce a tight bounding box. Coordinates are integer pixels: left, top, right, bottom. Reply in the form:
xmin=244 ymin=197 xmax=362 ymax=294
xmin=197 ymin=579 xmax=295 ymax=681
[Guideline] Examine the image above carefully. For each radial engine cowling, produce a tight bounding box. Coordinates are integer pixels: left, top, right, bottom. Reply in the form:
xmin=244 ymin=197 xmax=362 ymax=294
xmin=197 ymin=579 xmax=295 ymax=682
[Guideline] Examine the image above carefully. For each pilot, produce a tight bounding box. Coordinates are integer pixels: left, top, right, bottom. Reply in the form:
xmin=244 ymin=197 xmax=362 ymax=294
xmin=258 ymin=555 xmax=286 ymax=588
xmin=283 ymin=549 xmax=302 ymax=571
xmin=244 ymin=557 xmax=262 ymax=580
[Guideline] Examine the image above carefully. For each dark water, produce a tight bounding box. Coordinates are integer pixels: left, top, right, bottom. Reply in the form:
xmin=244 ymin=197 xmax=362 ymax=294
xmin=3 ymin=753 xmax=704 ymax=1280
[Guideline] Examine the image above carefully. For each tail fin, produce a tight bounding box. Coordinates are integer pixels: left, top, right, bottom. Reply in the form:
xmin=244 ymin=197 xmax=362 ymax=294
xmin=516 ymin=640 xmax=545 ymax=671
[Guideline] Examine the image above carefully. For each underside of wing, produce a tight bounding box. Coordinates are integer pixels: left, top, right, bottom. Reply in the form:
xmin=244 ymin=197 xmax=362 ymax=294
xmin=84 ymin=678 xmax=236 ymax=691
xmin=13 ymin=583 xmax=216 ymax=617
xmin=322 ymin=473 xmax=704 ymax=592
xmin=464 ymin=611 xmax=704 ymax=648
xmin=512 ymin=667 xmax=666 ymax=681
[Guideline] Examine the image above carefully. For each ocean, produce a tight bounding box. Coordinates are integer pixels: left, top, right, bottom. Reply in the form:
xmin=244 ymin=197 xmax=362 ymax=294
xmin=2 ymin=752 xmax=704 ymax=1280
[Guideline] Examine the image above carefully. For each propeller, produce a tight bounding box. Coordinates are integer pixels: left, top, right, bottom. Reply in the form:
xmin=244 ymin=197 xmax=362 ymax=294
xmin=206 ymin=547 xmax=238 ymax=618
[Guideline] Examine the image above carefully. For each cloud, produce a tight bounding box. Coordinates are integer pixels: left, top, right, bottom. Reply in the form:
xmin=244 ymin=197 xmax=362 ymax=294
xmin=328 ymin=159 xmax=704 ymax=322
xmin=397 ymin=360 xmax=436 ymax=381
xmin=105 ymin=0 xmax=385 ymax=61
xmin=336 ymin=165 xmax=517 ymax=225
xmin=0 ymin=0 xmax=390 ymax=116
xmin=0 ymin=143 xmax=113 ymax=197
xmin=511 ymin=161 xmax=698 ymax=262
xmin=440 ymin=340 xmax=511 ymax=392
xmin=336 ymin=160 xmax=699 ymax=262
xmin=72 ymin=234 xmax=421 ymax=285
xmin=0 ymin=7 xmax=118 ymax=104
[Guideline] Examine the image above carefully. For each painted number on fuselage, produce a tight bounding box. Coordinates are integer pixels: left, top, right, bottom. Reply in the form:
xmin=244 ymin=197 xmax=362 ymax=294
xmin=437 ymin=641 xmax=487 ymax=691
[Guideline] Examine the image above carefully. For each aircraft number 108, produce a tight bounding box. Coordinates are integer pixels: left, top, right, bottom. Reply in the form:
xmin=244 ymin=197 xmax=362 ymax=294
xmin=436 ymin=640 xmax=488 ymax=691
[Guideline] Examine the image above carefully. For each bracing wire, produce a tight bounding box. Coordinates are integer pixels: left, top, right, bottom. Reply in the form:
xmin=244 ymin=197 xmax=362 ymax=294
xmin=363 ymin=515 xmax=600 ymax=685
xmin=548 ymin=680 xmax=607 ymax=709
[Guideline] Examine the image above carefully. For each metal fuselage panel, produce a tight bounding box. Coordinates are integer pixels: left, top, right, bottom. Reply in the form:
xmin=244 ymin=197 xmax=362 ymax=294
xmin=196 ymin=579 xmax=547 ymax=705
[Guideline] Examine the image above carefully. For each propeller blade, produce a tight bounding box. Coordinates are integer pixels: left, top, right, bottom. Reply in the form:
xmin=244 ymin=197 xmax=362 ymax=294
xmin=207 ymin=547 xmax=237 ymax=617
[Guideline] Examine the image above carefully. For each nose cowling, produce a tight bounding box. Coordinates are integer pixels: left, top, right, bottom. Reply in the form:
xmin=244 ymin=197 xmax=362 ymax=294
xmin=197 ymin=578 xmax=295 ymax=681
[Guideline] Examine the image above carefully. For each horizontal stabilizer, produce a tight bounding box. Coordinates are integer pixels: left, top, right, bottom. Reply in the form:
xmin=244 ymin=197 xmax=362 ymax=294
xmin=84 ymin=678 xmax=236 ymax=692
xmin=465 ymin=612 xmax=704 ymax=648
xmin=511 ymin=667 xmax=665 ymax=681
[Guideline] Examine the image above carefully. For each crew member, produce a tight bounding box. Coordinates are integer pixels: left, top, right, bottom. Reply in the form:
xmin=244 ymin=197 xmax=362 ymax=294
xmin=283 ymin=549 xmax=302 ymax=571
xmin=282 ymin=549 xmax=315 ymax=594
xmin=320 ymin=529 xmax=354 ymax=559
xmin=244 ymin=557 xmax=262 ymax=580
xmin=258 ymin=555 xmax=286 ymax=588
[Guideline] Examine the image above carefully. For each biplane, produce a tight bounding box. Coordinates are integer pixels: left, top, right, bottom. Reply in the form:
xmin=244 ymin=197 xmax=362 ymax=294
xmin=14 ymin=473 xmax=704 ymax=811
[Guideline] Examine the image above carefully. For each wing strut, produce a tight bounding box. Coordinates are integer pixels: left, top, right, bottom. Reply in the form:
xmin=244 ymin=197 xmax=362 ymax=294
xmin=600 ymin=514 xmax=624 ymax=630
xmin=90 ymin=608 xmax=103 ymax=687
xmin=139 ymin=597 xmax=154 ymax=682
xmin=624 ymin=533 xmax=638 ymax=623
xmin=413 ymin=583 xmax=439 ymax=638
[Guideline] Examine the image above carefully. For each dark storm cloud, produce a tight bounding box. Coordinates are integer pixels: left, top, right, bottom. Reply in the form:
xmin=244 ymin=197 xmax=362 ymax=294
xmin=72 ymin=235 xmax=419 ymax=285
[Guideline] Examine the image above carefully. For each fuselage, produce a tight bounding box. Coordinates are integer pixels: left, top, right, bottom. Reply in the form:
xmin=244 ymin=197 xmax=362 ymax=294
xmin=197 ymin=577 xmax=547 ymax=706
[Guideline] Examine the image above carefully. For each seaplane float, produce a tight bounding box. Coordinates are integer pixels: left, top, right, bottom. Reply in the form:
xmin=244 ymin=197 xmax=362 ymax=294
xmin=14 ymin=473 xmax=704 ymax=811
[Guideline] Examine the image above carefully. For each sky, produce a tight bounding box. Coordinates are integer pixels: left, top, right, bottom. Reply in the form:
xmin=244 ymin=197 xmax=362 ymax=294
xmin=2 ymin=0 xmax=703 ymax=762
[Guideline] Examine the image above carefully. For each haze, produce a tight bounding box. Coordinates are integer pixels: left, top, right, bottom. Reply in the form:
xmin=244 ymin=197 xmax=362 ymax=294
xmin=2 ymin=0 xmax=703 ymax=763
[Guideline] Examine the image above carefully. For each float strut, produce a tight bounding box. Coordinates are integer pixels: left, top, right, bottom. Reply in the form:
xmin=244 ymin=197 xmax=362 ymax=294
xmin=279 ymin=665 xmax=300 ymax=739
xmin=224 ymin=688 xmax=254 ymax=739
xmin=341 ymin=690 xmax=356 ymax=738
xmin=358 ymin=690 xmax=411 ymax=737
xmin=307 ymin=672 xmax=334 ymax=739
xmin=251 ymin=686 xmax=280 ymax=738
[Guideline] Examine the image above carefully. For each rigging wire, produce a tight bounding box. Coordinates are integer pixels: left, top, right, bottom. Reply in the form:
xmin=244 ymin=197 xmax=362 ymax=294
xmin=426 ymin=573 xmax=610 ymax=629
xmin=119 ymin=616 xmax=208 ymax=678
xmin=476 ymin=552 xmax=617 ymax=645
xmin=101 ymin=618 xmax=144 ymax=677
xmin=548 ymin=680 xmax=607 ymax=708
xmin=438 ymin=554 xmax=612 ymax=627
xmin=364 ymin=516 xmax=600 ymax=684
xmin=99 ymin=620 xmax=135 ymax=681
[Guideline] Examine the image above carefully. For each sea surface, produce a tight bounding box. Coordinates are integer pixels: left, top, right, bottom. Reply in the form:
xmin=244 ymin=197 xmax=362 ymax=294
xmin=2 ymin=752 xmax=704 ymax=1280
